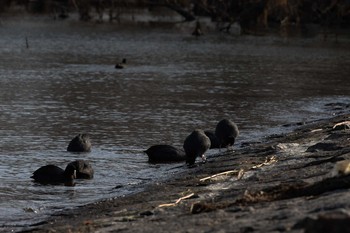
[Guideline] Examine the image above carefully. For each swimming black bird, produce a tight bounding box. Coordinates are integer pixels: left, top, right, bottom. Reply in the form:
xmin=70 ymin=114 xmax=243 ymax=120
xmin=115 ymin=58 xmax=126 ymax=69
xmin=215 ymin=119 xmax=239 ymax=149
xmin=183 ymin=129 xmax=211 ymax=166
xmin=67 ymin=134 xmax=92 ymax=152
xmin=144 ymin=145 xmax=186 ymax=163
xmin=31 ymin=164 xmax=76 ymax=186
xmin=67 ymin=160 xmax=94 ymax=179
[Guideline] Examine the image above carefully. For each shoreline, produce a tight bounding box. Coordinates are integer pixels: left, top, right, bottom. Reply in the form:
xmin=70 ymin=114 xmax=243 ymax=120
xmin=1 ymin=14 xmax=350 ymax=43
xmin=19 ymin=110 xmax=350 ymax=233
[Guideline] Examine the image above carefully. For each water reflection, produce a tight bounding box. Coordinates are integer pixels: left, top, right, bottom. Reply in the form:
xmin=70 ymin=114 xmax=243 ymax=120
xmin=0 ymin=19 xmax=349 ymax=231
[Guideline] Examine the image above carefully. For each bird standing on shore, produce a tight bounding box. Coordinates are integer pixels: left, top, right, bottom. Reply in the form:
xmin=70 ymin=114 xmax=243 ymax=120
xmin=115 ymin=58 xmax=126 ymax=69
xmin=183 ymin=129 xmax=211 ymax=166
xmin=215 ymin=119 xmax=239 ymax=149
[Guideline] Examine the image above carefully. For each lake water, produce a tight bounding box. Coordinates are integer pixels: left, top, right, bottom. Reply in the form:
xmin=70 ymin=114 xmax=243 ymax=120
xmin=0 ymin=17 xmax=349 ymax=232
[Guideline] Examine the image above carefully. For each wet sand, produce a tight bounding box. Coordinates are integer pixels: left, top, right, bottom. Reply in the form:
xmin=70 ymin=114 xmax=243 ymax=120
xmin=21 ymin=111 xmax=350 ymax=233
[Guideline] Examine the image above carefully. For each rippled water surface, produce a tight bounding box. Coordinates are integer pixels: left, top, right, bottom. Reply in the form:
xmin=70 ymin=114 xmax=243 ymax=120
xmin=0 ymin=18 xmax=350 ymax=232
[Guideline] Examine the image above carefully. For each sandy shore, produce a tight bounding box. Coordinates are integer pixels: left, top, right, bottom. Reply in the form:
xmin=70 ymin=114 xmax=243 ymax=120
xmin=20 ymin=111 xmax=350 ymax=233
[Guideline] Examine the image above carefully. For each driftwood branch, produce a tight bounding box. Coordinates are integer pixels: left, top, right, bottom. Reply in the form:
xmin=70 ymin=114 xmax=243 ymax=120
xmin=164 ymin=3 xmax=195 ymax=21
xmin=199 ymin=155 xmax=277 ymax=182
xmin=241 ymin=173 xmax=350 ymax=204
xmin=146 ymin=1 xmax=195 ymax=22
xmin=251 ymin=155 xmax=278 ymax=169
xmin=199 ymin=169 xmax=242 ymax=182
xmin=158 ymin=193 xmax=197 ymax=208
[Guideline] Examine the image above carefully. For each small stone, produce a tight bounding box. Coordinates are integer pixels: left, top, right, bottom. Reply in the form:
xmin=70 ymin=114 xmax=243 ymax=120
xmin=334 ymin=160 xmax=350 ymax=176
xmin=190 ymin=202 xmax=210 ymax=214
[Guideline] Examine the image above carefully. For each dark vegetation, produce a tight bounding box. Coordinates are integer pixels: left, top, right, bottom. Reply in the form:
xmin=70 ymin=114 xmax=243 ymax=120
xmin=1 ymin=0 xmax=349 ymax=35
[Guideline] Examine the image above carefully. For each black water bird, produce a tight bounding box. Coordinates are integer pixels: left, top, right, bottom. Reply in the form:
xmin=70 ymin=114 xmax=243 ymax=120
xmin=67 ymin=160 xmax=94 ymax=179
xmin=215 ymin=119 xmax=239 ymax=149
xmin=144 ymin=145 xmax=186 ymax=163
xmin=31 ymin=164 xmax=76 ymax=186
xmin=204 ymin=130 xmax=221 ymax=149
xmin=67 ymin=134 xmax=92 ymax=152
xmin=115 ymin=58 xmax=126 ymax=69
xmin=192 ymin=21 xmax=203 ymax=37
xmin=183 ymin=129 xmax=211 ymax=166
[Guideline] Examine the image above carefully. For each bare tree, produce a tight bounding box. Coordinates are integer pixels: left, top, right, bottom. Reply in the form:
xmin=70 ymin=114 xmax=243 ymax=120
xmin=146 ymin=0 xmax=195 ymax=21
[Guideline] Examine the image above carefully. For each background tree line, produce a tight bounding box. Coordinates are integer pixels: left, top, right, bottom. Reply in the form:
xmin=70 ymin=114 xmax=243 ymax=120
xmin=0 ymin=0 xmax=349 ymax=33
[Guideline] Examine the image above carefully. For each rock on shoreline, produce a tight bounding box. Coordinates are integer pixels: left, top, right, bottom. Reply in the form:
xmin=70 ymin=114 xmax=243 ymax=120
xmin=21 ymin=113 xmax=350 ymax=233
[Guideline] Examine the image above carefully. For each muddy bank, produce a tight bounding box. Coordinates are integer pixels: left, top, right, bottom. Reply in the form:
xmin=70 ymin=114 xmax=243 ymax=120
xmin=21 ymin=112 xmax=350 ymax=233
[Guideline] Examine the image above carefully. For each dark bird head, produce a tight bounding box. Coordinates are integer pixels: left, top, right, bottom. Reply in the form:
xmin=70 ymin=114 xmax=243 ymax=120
xmin=67 ymin=133 xmax=92 ymax=152
xmin=67 ymin=160 xmax=94 ymax=179
xmin=115 ymin=58 xmax=127 ymax=69
xmin=63 ymin=164 xmax=76 ymax=186
xmin=64 ymin=164 xmax=77 ymax=180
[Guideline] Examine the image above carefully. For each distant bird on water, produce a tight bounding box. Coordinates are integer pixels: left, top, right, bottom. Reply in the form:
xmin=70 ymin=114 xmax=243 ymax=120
xmin=215 ymin=119 xmax=239 ymax=149
xmin=115 ymin=58 xmax=126 ymax=69
xmin=31 ymin=164 xmax=76 ymax=186
xmin=183 ymin=129 xmax=211 ymax=166
xmin=192 ymin=21 xmax=203 ymax=37
xmin=144 ymin=145 xmax=186 ymax=163
xmin=67 ymin=134 xmax=92 ymax=152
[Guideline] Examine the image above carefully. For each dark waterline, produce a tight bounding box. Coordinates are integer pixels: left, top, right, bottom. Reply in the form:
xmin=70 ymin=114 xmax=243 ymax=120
xmin=0 ymin=19 xmax=350 ymax=232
